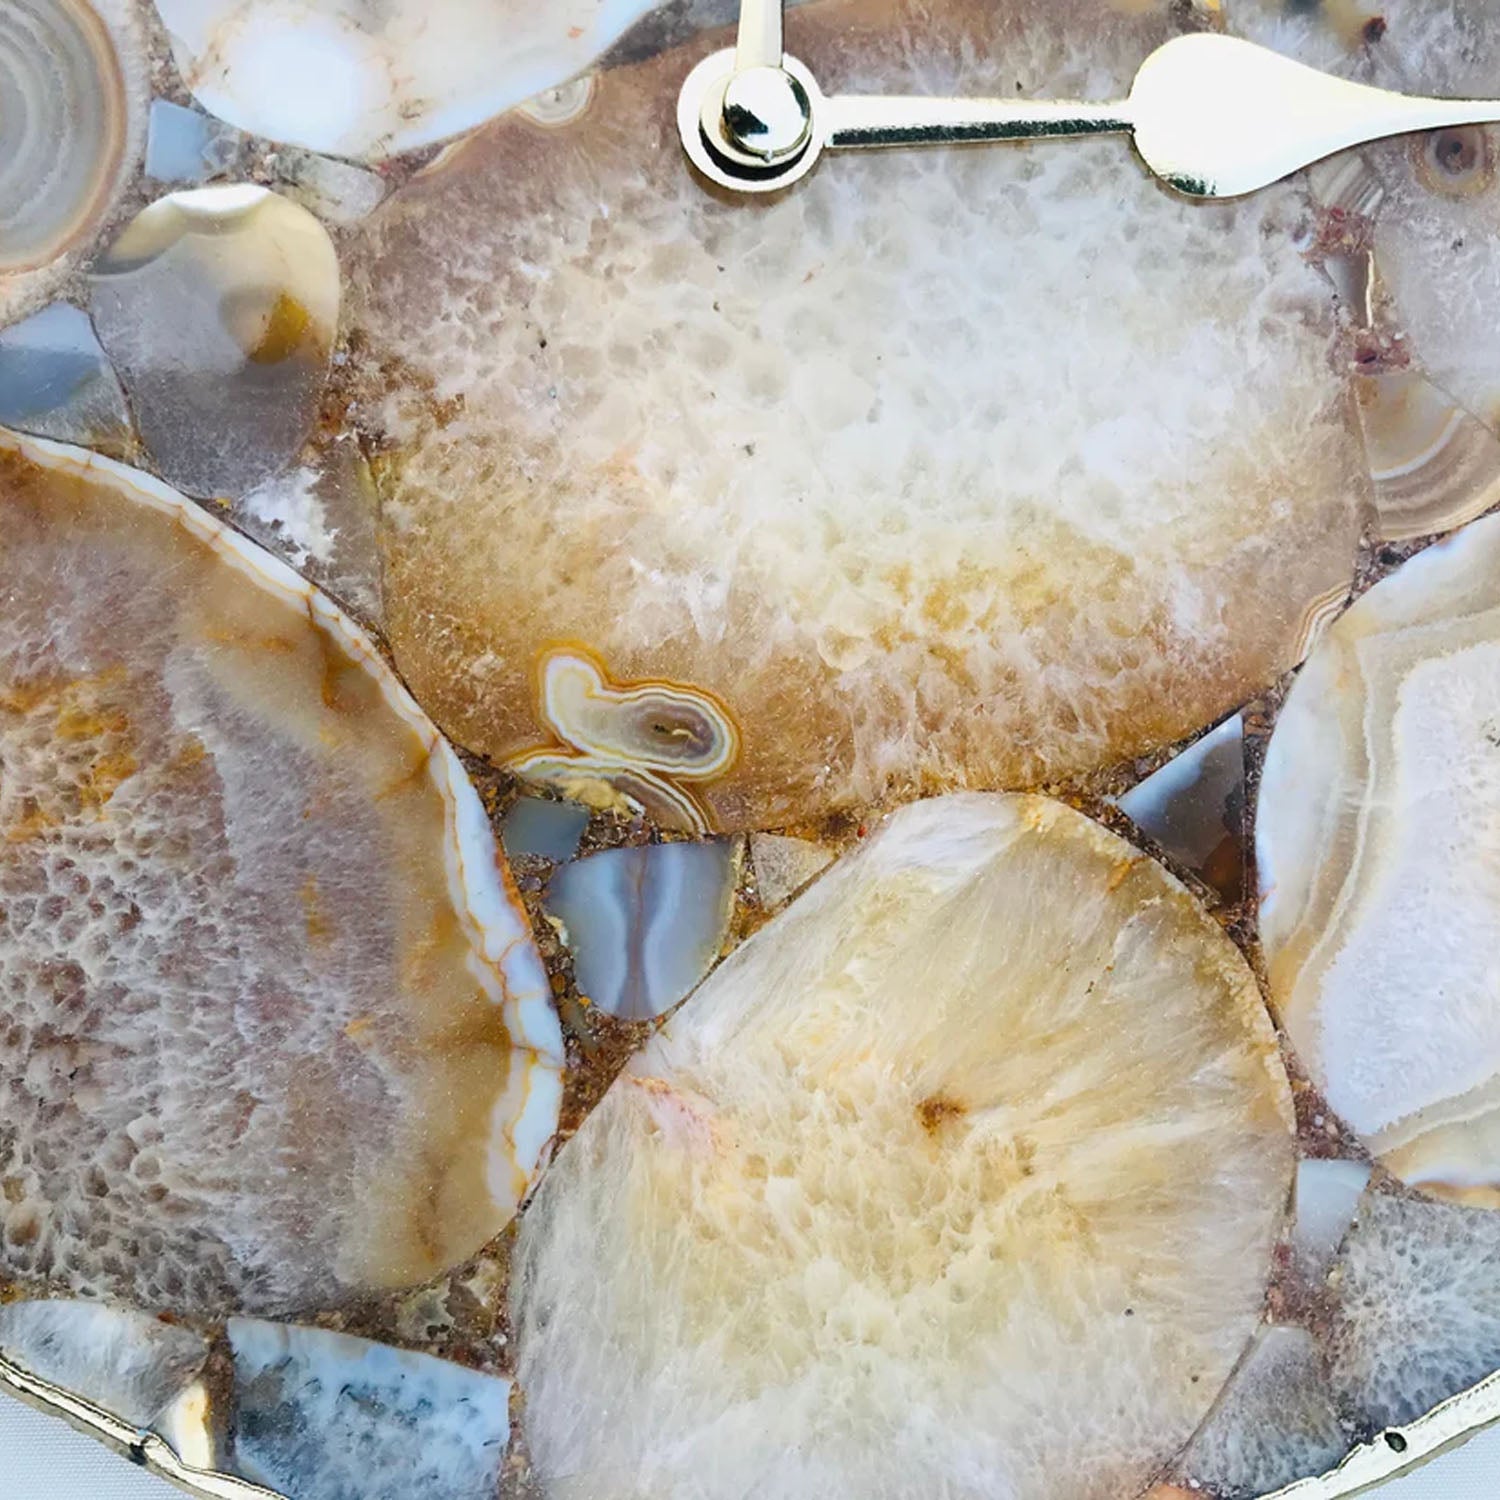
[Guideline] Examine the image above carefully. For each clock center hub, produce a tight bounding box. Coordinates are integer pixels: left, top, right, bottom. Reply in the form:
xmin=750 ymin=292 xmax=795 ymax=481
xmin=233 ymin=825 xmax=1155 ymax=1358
xmin=720 ymin=65 xmax=813 ymax=162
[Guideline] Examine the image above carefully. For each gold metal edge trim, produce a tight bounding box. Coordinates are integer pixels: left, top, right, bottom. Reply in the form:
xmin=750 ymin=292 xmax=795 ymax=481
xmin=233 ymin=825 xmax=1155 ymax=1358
xmin=0 ymin=1350 xmax=287 ymax=1500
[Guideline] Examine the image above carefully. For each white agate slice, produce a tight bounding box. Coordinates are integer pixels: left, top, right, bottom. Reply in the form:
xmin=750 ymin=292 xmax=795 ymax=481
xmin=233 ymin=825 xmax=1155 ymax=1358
xmin=347 ymin=0 xmax=1366 ymax=830
xmin=0 ymin=1300 xmax=210 ymax=1449
xmin=1258 ymin=513 xmax=1500 ymax=1204
xmin=152 ymin=0 xmax=660 ymax=159
xmin=90 ymin=185 xmax=339 ymax=502
xmin=228 ymin=1321 xmax=512 ymax=1500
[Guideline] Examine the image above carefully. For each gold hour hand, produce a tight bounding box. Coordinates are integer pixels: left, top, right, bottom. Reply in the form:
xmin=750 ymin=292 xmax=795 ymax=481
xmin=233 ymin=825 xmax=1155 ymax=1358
xmin=680 ymin=32 xmax=1500 ymax=199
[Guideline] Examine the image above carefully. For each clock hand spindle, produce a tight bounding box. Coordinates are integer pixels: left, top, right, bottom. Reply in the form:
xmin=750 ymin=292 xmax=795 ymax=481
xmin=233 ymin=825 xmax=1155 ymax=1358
xmin=681 ymin=31 xmax=1500 ymax=200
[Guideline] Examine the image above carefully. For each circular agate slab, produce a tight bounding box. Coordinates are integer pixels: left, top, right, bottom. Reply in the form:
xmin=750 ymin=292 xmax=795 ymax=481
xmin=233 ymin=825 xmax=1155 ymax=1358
xmin=346 ymin=0 xmax=1367 ymax=832
xmin=1259 ymin=513 xmax=1500 ymax=1206
xmin=0 ymin=431 xmax=563 ymax=1314
xmin=514 ymin=794 xmax=1294 ymax=1500
xmin=0 ymin=0 xmax=147 ymax=324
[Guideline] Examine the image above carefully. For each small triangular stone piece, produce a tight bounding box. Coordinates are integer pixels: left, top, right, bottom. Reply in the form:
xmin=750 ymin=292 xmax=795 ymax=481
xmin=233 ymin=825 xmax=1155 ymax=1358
xmin=0 ymin=304 xmax=133 ymax=454
xmin=1115 ymin=714 xmax=1245 ymax=902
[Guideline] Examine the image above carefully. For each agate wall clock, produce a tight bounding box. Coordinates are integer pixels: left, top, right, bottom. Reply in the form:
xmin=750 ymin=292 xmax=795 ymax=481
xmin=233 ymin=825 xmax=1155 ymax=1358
xmin=7 ymin=1 xmax=1500 ymax=1498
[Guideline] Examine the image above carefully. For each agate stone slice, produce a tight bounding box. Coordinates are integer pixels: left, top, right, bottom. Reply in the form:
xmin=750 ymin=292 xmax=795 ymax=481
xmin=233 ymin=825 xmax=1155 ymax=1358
xmin=0 ymin=1299 xmax=211 ymax=1461
xmin=90 ymin=185 xmax=339 ymax=502
xmin=153 ymin=0 xmax=666 ymax=159
xmin=514 ymin=794 xmax=1295 ymax=1500
xmin=348 ymin=0 xmax=1365 ymax=831
xmin=0 ymin=430 xmax=563 ymax=1315
xmin=0 ymin=0 xmax=147 ymax=325
xmin=228 ymin=1321 xmax=511 ymax=1500
xmin=1258 ymin=513 xmax=1500 ymax=1206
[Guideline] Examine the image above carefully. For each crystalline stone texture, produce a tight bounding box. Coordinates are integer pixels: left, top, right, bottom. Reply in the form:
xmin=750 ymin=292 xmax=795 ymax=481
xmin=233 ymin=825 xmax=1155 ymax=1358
xmin=1258 ymin=514 xmax=1500 ymax=1205
xmin=514 ymin=794 xmax=1295 ymax=1500
xmin=0 ymin=431 xmax=562 ymax=1315
xmin=6 ymin=0 xmax=1500 ymax=1494
xmin=346 ymin=0 xmax=1365 ymax=830
xmin=228 ymin=1321 xmax=511 ymax=1500
xmin=1329 ymin=1190 xmax=1500 ymax=1430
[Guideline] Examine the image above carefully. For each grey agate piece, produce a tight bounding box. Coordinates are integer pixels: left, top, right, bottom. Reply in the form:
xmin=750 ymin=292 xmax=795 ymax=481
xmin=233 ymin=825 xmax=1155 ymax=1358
xmin=228 ymin=1321 xmax=512 ymax=1500
xmin=545 ymin=839 xmax=739 ymax=1021
xmin=0 ymin=303 xmax=133 ymax=451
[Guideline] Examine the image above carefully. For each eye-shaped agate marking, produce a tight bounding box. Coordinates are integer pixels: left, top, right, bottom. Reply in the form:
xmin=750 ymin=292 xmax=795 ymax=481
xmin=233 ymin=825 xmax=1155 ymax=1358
xmin=507 ymin=646 xmax=740 ymax=833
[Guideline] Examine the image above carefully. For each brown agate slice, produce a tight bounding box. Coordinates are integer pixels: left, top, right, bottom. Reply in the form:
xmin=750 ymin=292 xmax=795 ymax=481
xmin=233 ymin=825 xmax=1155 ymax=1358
xmin=0 ymin=430 xmax=563 ymax=1315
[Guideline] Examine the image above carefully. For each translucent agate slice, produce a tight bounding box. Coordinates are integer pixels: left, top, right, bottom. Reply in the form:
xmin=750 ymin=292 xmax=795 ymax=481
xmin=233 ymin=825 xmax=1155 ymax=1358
xmin=0 ymin=0 xmax=147 ymax=325
xmin=347 ymin=0 xmax=1365 ymax=831
xmin=228 ymin=1321 xmax=511 ymax=1500
xmin=1258 ymin=514 xmax=1500 ymax=1205
xmin=91 ymin=185 xmax=339 ymax=502
xmin=152 ymin=0 xmax=664 ymax=159
xmin=513 ymin=794 xmax=1295 ymax=1500
xmin=748 ymin=832 xmax=835 ymax=910
xmin=1329 ymin=1190 xmax=1500 ymax=1430
xmin=144 ymin=99 xmax=247 ymax=187
xmin=502 ymin=796 xmax=590 ymax=864
xmin=0 ymin=430 xmax=562 ymax=1315
xmin=544 ymin=839 xmax=739 ymax=1020
xmin=1172 ymin=1325 xmax=1348 ymax=1499
xmin=1292 ymin=1158 xmax=1372 ymax=1283
xmin=0 ymin=303 xmax=133 ymax=454
xmin=1115 ymin=713 xmax=1246 ymax=902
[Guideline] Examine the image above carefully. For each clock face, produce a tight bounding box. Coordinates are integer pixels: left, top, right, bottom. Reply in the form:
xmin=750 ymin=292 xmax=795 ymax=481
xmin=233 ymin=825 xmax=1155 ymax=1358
xmin=4 ymin=3 xmax=1500 ymax=1499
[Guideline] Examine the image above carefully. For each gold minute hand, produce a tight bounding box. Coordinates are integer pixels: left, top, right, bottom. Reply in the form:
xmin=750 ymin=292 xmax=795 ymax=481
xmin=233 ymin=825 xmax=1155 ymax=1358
xmin=680 ymin=32 xmax=1500 ymax=199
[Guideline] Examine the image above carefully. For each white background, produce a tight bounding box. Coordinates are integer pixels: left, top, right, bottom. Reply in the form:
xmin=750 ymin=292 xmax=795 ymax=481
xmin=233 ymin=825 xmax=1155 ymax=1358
xmin=0 ymin=1392 xmax=1495 ymax=1498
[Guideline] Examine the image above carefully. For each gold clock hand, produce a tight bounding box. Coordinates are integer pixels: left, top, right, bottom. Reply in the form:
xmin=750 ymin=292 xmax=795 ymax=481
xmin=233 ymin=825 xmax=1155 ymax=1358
xmin=734 ymin=0 xmax=783 ymax=73
xmin=680 ymin=32 xmax=1500 ymax=200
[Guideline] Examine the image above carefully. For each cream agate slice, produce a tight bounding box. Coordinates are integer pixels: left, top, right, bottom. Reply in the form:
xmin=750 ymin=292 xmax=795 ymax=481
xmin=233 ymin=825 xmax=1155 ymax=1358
xmin=0 ymin=431 xmax=562 ymax=1314
xmin=513 ymin=794 xmax=1295 ymax=1500
xmin=151 ymin=0 xmax=662 ymax=159
xmin=0 ymin=0 xmax=147 ymax=325
xmin=1258 ymin=513 xmax=1500 ymax=1205
xmin=348 ymin=0 xmax=1365 ymax=831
